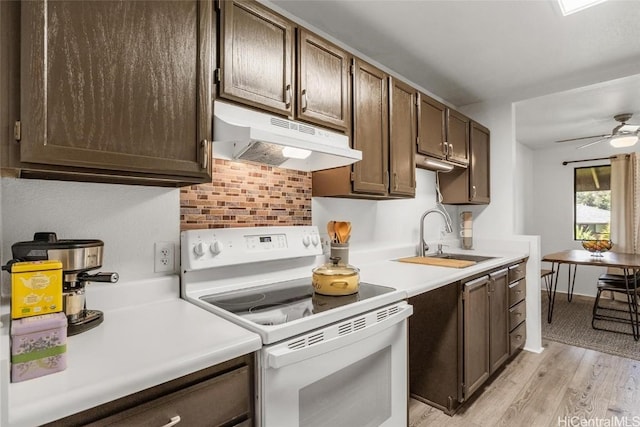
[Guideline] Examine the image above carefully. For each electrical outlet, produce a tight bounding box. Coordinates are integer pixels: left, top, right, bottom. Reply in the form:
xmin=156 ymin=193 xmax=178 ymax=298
xmin=154 ymin=242 xmax=175 ymax=273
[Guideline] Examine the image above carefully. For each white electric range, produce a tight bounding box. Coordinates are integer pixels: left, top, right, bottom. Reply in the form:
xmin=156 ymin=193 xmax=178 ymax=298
xmin=180 ymin=226 xmax=411 ymax=427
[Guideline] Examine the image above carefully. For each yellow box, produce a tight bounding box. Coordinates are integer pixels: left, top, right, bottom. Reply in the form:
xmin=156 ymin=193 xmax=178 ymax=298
xmin=11 ymin=260 xmax=63 ymax=319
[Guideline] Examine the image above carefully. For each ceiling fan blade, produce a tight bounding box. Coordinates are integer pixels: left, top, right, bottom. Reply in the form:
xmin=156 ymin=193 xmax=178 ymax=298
xmin=555 ymin=134 xmax=612 ymax=143
xmin=577 ymin=138 xmax=608 ymax=149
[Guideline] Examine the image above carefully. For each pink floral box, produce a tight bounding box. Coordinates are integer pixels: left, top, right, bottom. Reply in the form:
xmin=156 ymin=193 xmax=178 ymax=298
xmin=11 ymin=312 xmax=67 ymax=382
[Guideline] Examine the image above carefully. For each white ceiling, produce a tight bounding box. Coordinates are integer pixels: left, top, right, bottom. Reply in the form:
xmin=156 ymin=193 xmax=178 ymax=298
xmin=270 ymin=0 xmax=640 ymax=150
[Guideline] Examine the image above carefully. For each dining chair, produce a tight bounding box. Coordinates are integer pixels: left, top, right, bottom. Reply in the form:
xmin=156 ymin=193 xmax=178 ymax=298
xmin=592 ymin=272 xmax=640 ymax=337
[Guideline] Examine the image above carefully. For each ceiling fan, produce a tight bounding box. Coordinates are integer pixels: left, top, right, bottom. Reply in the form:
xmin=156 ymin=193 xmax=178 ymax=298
xmin=555 ymin=113 xmax=640 ymax=149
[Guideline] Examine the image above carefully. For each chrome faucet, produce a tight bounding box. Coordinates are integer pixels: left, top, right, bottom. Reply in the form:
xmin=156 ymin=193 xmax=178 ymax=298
xmin=419 ymin=207 xmax=454 ymax=256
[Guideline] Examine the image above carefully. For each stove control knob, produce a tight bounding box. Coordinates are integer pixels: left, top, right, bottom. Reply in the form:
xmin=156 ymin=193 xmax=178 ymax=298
xmin=210 ymin=240 xmax=223 ymax=255
xmin=302 ymin=235 xmax=311 ymax=247
xmin=193 ymin=242 xmax=207 ymax=257
xmin=311 ymin=234 xmax=320 ymax=246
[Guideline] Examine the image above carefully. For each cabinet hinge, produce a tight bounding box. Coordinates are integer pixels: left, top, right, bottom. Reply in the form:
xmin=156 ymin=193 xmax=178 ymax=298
xmin=214 ymin=68 xmax=221 ymax=84
xmin=416 ymin=136 xmax=420 ymax=146
xmin=350 ymin=171 xmax=355 ymax=182
xmin=214 ymin=0 xmax=221 ymax=11
xmin=349 ymin=64 xmax=354 ymax=75
xmin=14 ymin=120 xmax=21 ymax=141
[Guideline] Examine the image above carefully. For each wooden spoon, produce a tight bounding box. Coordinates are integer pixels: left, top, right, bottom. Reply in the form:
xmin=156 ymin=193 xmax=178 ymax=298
xmin=335 ymin=221 xmax=350 ymax=244
xmin=327 ymin=221 xmax=336 ymax=243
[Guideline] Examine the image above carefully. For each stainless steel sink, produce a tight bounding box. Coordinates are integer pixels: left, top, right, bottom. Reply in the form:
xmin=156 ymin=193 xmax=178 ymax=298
xmin=426 ymin=253 xmax=496 ymax=263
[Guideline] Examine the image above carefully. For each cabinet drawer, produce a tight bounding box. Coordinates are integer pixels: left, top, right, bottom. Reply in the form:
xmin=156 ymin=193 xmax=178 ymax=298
xmin=510 ymin=321 xmax=526 ymax=355
xmin=508 ymin=262 xmax=526 ymax=283
xmin=509 ymin=300 xmax=526 ymax=330
xmin=90 ymin=365 xmax=251 ymax=427
xmin=508 ymin=279 xmax=526 ymax=307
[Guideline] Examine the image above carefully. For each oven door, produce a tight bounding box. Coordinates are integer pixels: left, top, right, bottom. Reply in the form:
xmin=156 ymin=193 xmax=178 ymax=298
xmin=257 ymin=302 xmax=412 ymax=427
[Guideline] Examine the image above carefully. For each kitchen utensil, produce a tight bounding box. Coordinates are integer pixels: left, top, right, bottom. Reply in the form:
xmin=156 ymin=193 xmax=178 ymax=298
xmin=7 ymin=232 xmax=119 ymax=335
xmin=335 ymin=221 xmax=350 ymax=244
xmin=327 ymin=221 xmax=337 ymax=243
xmin=312 ymin=257 xmax=360 ymax=296
xmin=396 ymin=256 xmax=476 ymax=269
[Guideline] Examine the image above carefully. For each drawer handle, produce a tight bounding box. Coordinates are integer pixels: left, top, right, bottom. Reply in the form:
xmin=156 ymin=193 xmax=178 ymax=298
xmin=161 ymin=415 xmax=181 ymax=427
xmin=515 ymin=290 xmax=523 ymax=294
xmin=515 ymin=334 xmax=523 ymax=340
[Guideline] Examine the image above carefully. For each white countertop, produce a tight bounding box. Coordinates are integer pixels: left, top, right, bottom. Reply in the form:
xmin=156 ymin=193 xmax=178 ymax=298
xmin=355 ymin=248 xmax=528 ymax=298
xmin=2 ymin=276 xmax=261 ymax=427
xmin=0 ymin=238 xmax=536 ymax=426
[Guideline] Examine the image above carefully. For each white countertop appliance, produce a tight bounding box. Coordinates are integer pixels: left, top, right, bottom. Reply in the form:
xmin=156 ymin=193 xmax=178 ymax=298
xmin=181 ymin=226 xmax=412 ymax=427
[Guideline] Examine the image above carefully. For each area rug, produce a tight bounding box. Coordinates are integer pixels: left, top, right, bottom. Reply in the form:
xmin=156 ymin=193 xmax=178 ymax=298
xmin=541 ymin=292 xmax=640 ymax=361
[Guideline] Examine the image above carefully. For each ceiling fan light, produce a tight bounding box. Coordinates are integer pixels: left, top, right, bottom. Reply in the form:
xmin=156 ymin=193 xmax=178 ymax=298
xmin=609 ymin=135 xmax=639 ymax=148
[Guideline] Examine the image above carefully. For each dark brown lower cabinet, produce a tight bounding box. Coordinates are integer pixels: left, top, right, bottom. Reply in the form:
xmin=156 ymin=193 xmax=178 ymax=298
xmin=409 ymin=260 xmax=526 ymax=416
xmin=409 ymin=282 xmax=463 ymax=415
xmin=43 ymin=354 xmax=254 ymax=427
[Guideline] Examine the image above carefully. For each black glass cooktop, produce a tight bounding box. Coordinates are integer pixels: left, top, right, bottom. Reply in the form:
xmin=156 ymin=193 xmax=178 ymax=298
xmin=201 ymin=278 xmax=395 ymax=326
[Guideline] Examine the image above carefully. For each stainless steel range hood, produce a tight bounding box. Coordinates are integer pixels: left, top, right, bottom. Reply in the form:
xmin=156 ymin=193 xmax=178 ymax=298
xmin=213 ymin=101 xmax=361 ymax=171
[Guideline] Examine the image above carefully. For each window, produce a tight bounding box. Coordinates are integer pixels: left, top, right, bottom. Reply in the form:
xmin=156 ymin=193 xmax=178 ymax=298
xmin=574 ymin=165 xmax=611 ymax=240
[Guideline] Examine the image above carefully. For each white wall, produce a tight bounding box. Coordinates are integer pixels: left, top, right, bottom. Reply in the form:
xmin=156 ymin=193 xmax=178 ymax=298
xmin=312 ymin=168 xmax=458 ymax=251
xmin=459 ymin=98 xmax=519 ymax=238
xmin=1 ymin=178 xmax=180 ymax=296
xmin=515 ymin=141 xmax=535 ymax=235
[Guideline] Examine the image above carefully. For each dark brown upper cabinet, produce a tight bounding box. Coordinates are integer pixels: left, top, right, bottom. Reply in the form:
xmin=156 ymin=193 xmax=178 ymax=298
xmin=218 ymin=0 xmax=294 ymax=117
xmin=296 ymin=29 xmax=351 ymax=132
xmin=416 ymin=92 xmax=469 ymax=168
xmin=13 ymin=0 xmax=213 ymax=186
xmin=312 ymin=61 xmax=416 ymax=199
xmin=389 ymin=77 xmax=416 ymax=197
xmin=446 ymin=109 xmax=470 ymax=166
xmin=351 ymin=59 xmax=389 ymax=195
xmin=439 ymin=121 xmax=490 ymax=204
xmin=416 ymin=93 xmax=447 ymax=160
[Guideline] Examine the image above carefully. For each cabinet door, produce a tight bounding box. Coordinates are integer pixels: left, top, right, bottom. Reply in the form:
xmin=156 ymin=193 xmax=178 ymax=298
xmin=416 ymin=93 xmax=447 ymax=159
xmin=87 ymin=366 xmax=251 ymax=427
xmin=20 ymin=0 xmax=212 ymax=182
xmin=219 ymin=0 xmax=293 ymax=116
xmin=352 ymin=59 xmax=388 ymax=195
xmin=489 ymin=269 xmax=509 ymax=374
xmin=389 ymin=77 xmax=416 ymax=197
xmin=446 ymin=109 xmax=470 ymax=166
xmin=463 ymin=275 xmax=490 ymax=399
xmin=409 ymin=282 xmax=463 ymax=415
xmin=297 ymin=29 xmax=350 ymax=131
xmin=470 ymin=121 xmax=490 ymax=203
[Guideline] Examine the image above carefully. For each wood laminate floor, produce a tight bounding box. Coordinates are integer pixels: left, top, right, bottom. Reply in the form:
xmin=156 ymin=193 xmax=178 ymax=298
xmin=409 ymin=340 xmax=640 ymax=427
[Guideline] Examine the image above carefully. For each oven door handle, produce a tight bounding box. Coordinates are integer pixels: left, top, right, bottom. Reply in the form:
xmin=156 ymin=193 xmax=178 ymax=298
xmin=266 ymin=303 xmax=412 ymax=369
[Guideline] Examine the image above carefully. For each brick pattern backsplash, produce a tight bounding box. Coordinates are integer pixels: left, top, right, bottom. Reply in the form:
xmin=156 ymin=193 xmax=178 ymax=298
xmin=180 ymin=159 xmax=312 ymax=229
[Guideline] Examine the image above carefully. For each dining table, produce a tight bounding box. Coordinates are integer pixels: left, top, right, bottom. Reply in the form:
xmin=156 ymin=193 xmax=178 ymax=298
xmin=541 ymin=249 xmax=640 ymax=340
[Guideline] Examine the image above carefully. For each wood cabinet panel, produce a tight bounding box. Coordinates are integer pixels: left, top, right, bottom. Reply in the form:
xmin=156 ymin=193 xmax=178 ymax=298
xmin=439 ymin=119 xmax=490 ymax=204
xmin=510 ymin=321 xmax=527 ymax=355
xmin=416 ymin=93 xmax=447 ymax=159
xmin=44 ymin=354 xmax=254 ymax=427
xmin=509 ymin=279 xmax=526 ymax=307
xmin=389 ymin=77 xmax=416 ymax=197
xmin=17 ymin=0 xmax=212 ymax=184
xmin=509 ymin=300 xmax=527 ymax=330
xmin=219 ymin=0 xmax=293 ymax=116
xmin=489 ymin=269 xmax=509 ymax=374
xmin=87 ymin=366 xmax=251 ymax=427
xmin=469 ymin=121 xmax=490 ymax=203
xmin=352 ymin=59 xmax=388 ymax=195
xmin=446 ymin=109 xmax=470 ymax=166
xmin=297 ymin=29 xmax=350 ymax=131
xmin=463 ymin=275 xmax=490 ymax=398
xmin=409 ymin=282 xmax=462 ymax=415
